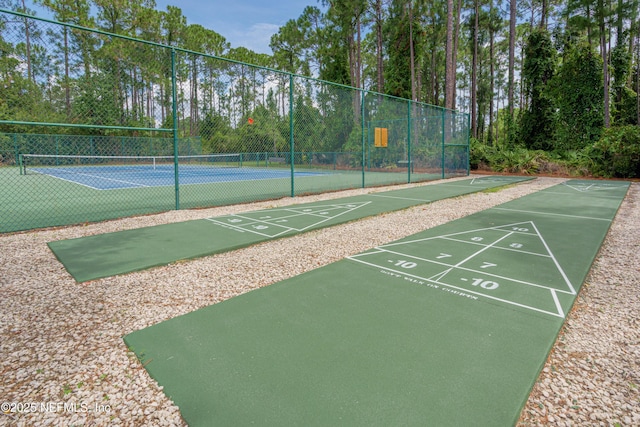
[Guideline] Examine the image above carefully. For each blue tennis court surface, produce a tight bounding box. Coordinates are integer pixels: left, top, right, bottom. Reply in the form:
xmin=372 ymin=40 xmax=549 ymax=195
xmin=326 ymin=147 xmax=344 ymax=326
xmin=29 ymin=165 xmax=325 ymax=190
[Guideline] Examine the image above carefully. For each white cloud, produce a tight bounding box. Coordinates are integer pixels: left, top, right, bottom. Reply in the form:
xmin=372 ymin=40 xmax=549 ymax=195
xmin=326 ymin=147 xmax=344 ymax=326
xmin=228 ymin=22 xmax=280 ymax=54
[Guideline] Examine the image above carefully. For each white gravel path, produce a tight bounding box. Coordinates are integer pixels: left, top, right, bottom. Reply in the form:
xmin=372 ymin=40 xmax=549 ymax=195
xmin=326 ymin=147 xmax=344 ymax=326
xmin=1 ymin=175 xmax=637 ymax=426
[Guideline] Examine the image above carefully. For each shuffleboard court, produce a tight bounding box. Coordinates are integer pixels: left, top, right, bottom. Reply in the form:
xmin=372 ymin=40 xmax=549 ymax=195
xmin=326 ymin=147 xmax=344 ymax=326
xmin=48 ymin=176 xmax=529 ymax=282
xmin=124 ymin=179 xmax=629 ymax=426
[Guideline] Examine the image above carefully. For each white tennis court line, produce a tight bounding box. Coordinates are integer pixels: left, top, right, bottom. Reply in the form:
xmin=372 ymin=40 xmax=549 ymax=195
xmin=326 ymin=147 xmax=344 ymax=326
xmin=30 ymin=168 xmax=150 ymax=189
xmin=30 ymin=165 xmax=331 ymax=190
xmin=29 ymin=169 xmax=104 ymax=190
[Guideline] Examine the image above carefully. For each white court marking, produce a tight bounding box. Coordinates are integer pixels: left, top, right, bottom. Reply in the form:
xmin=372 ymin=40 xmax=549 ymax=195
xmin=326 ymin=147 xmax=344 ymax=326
xmin=561 ymin=181 xmax=629 ymax=192
xmin=469 ymin=176 xmax=525 ymax=185
xmin=205 ymin=201 xmax=372 ymax=238
xmin=348 ymin=220 xmax=575 ymax=318
xmin=30 ymin=168 xmax=150 ymax=189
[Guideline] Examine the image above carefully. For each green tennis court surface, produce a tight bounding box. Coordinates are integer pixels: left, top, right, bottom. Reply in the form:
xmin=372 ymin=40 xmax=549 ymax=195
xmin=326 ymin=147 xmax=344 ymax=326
xmin=124 ymin=180 xmax=629 ymax=426
xmin=48 ymin=176 xmax=529 ymax=282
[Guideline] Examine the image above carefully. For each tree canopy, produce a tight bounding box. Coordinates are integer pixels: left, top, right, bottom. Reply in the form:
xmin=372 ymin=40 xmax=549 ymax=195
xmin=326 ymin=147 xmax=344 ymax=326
xmin=2 ymin=0 xmax=640 ymax=176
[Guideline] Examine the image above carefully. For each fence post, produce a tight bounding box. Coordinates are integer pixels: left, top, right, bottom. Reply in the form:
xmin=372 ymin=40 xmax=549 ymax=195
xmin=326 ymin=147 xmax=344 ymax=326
xmin=361 ymin=89 xmax=365 ymax=187
xmin=441 ymin=108 xmax=446 ymax=179
xmin=13 ymin=133 xmax=18 ymax=166
xmin=407 ymin=100 xmax=412 ymax=184
xmin=289 ymin=73 xmax=295 ymax=198
xmin=171 ymin=48 xmax=180 ymax=210
xmin=467 ymin=112 xmax=471 ymax=176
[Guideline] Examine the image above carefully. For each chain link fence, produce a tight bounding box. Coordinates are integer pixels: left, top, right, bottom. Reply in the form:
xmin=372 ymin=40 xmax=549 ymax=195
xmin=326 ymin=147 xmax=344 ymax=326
xmin=0 ymin=9 xmax=469 ymax=233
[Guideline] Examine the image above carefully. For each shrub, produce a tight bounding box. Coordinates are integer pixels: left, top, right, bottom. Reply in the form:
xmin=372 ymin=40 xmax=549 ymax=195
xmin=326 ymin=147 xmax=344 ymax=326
xmin=587 ymin=125 xmax=640 ymax=178
xmin=469 ymin=137 xmax=490 ymax=170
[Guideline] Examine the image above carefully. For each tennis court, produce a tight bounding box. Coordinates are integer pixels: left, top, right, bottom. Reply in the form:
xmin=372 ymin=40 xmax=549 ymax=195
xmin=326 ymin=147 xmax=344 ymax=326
xmin=19 ymin=153 xmax=324 ymax=190
xmin=124 ymin=179 xmax=629 ymax=426
xmin=3 ymin=153 xmax=462 ymax=233
xmin=48 ymin=176 xmax=530 ymax=282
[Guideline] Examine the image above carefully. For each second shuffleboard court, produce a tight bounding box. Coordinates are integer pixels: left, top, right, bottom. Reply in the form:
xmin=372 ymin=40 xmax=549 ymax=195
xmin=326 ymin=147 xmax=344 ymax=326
xmin=48 ymin=176 xmax=529 ymax=282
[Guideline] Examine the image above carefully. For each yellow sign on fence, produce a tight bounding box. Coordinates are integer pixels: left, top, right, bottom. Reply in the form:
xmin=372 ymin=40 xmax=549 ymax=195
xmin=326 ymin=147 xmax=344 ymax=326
xmin=374 ymin=127 xmax=388 ymax=148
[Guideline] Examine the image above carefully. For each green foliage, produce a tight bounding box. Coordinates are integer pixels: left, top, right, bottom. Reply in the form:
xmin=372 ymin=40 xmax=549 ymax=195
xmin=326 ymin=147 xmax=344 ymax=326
xmin=611 ymin=43 xmax=631 ymax=95
xmin=587 ymin=125 xmax=640 ymax=178
xmin=556 ymin=149 xmax=593 ymax=176
xmin=600 ymin=0 xmax=639 ymax=129
xmin=612 ymin=86 xmax=638 ymax=126
xmin=383 ymin=0 xmax=412 ymax=99
xmin=519 ymin=28 xmax=556 ymax=151
xmin=551 ymin=43 xmax=604 ymax=151
xmin=489 ymin=147 xmax=547 ymax=175
xmin=471 ymin=138 xmax=547 ymax=175
xmin=469 ymin=137 xmax=489 ymax=169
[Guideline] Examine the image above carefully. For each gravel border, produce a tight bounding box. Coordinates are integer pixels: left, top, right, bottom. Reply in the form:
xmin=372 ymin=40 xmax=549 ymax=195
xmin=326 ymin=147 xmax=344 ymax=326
xmin=1 ymin=175 xmax=637 ymax=426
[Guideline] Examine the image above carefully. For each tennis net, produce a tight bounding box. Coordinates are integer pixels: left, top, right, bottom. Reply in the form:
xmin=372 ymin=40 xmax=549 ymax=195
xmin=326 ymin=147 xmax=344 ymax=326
xmin=19 ymin=153 xmax=243 ymax=175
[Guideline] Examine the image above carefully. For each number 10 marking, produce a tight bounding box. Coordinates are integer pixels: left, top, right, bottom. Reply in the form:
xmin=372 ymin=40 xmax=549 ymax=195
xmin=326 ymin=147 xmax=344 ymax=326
xmin=470 ymin=278 xmax=499 ymax=290
xmin=394 ymin=260 xmax=417 ymax=269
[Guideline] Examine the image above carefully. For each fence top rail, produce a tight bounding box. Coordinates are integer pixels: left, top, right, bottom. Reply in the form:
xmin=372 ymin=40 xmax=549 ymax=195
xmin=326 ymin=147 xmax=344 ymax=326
xmin=0 ymin=119 xmax=172 ymax=133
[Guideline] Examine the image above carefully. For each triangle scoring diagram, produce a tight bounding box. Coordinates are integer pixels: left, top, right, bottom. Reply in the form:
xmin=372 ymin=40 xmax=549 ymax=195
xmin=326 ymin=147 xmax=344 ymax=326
xmin=349 ymin=221 xmax=575 ymax=318
xmin=205 ymin=201 xmax=372 ymax=238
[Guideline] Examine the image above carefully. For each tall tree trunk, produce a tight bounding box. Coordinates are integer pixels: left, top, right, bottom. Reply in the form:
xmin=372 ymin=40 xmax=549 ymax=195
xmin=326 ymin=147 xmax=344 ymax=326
xmin=471 ymin=0 xmax=479 ymax=138
xmin=508 ymin=0 xmax=516 ymax=117
xmin=64 ymin=27 xmax=71 ymax=118
xmin=453 ymin=0 xmax=462 ymax=110
xmin=445 ymin=0 xmax=455 ymax=110
xmin=431 ymin=48 xmax=438 ymax=102
xmin=21 ymin=0 xmax=32 ymax=83
xmin=637 ymin=23 xmax=640 ymax=125
xmin=599 ymin=0 xmax=610 ymax=127
xmin=352 ymin=14 xmax=362 ymax=120
xmin=408 ymin=2 xmax=416 ymax=101
xmin=489 ymin=0 xmax=495 ymax=145
xmin=132 ymin=67 xmax=138 ymax=122
xmin=629 ymin=18 xmax=637 ymax=87
xmin=160 ymin=84 xmax=166 ymax=125
xmin=587 ymin=6 xmax=593 ymax=47
xmin=375 ymin=0 xmax=384 ymax=92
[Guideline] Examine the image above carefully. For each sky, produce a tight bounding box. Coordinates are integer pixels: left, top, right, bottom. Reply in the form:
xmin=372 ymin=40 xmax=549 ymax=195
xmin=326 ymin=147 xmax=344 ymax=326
xmin=24 ymin=0 xmax=320 ymax=54
xmin=153 ymin=0 xmax=319 ymax=54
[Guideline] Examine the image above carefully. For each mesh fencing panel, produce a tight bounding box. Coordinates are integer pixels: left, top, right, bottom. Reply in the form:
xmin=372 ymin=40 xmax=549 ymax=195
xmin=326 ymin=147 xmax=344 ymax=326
xmin=0 ymin=9 xmax=469 ymax=232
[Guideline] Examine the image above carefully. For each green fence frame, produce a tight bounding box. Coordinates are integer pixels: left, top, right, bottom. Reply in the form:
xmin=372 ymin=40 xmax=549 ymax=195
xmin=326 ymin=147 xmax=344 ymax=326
xmin=0 ymin=9 xmax=470 ymax=233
